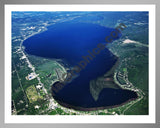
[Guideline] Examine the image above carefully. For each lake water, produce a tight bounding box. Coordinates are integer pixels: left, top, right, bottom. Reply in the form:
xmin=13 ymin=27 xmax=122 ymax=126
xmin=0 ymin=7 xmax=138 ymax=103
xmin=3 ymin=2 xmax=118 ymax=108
xmin=23 ymin=21 xmax=137 ymax=109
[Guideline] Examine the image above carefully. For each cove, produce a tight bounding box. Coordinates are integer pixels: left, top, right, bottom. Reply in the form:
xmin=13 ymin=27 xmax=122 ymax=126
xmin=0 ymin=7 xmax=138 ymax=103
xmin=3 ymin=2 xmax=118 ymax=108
xmin=23 ymin=21 xmax=138 ymax=110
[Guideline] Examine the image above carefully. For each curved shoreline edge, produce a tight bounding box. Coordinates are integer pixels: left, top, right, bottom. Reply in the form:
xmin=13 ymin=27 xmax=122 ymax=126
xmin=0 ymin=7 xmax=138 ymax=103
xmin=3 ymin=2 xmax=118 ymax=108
xmin=51 ymin=90 xmax=138 ymax=111
xmin=51 ymin=56 xmax=139 ymax=111
xmin=20 ymin=21 xmax=139 ymax=112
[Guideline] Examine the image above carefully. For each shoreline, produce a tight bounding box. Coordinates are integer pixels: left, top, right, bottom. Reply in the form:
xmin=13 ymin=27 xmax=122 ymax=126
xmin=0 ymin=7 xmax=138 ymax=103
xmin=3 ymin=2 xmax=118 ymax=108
xmin=20 ymin=22 xmax=139 ymax=113
xmin=52 ymin=92 xmax=138 ymax=111
xmin=51 ymin=56 xmax=139 ymax=111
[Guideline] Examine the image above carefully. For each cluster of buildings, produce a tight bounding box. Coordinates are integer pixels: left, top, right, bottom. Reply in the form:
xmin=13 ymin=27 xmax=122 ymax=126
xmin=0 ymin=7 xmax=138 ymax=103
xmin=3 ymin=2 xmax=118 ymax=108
xmin=49 ymin=99 xmax=58 ymax=110
xmin=25 ymin=72 xmax=39 ymax=80
xmin=36 ymin=84 xmax=42 ymax=90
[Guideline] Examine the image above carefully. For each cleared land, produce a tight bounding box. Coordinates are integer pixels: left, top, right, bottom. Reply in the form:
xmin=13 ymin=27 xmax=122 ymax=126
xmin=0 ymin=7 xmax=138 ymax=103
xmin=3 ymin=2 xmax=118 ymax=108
xmin=26 ymin=85 xmax=43 ymax=103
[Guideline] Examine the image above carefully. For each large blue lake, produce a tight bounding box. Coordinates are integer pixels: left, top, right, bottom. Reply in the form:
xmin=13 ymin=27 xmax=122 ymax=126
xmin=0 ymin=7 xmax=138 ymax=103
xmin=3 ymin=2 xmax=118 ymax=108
xmin=23 ymin=21 xmax=137 ymax=110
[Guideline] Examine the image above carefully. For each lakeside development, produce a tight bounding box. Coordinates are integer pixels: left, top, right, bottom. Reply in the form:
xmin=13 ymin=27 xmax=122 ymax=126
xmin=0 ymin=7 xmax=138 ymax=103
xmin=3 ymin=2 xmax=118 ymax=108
xmin=15 ymin=26 xmax=140 ymax=115
xmin=51 ymin=57 xmax=141 ymax=112
xmin=12 ymin=24 xmax=146 ymax=115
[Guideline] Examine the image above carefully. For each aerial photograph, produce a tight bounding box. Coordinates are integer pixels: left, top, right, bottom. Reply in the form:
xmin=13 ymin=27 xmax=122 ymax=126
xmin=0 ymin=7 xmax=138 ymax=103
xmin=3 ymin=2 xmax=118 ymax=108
xmin=11 ymin=11 xmax=148 ymax=115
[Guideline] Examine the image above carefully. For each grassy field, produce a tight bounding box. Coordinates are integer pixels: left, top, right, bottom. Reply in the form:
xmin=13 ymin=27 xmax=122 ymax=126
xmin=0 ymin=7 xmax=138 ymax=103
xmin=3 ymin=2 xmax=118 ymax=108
xmin=26 ymin=85 xmax=43 ymax=103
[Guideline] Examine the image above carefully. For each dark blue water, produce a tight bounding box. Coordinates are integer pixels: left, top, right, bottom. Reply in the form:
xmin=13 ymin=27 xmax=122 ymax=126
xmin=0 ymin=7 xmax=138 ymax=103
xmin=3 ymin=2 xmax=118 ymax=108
xmin=23 ymin=21 xmax=137 ymax=109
